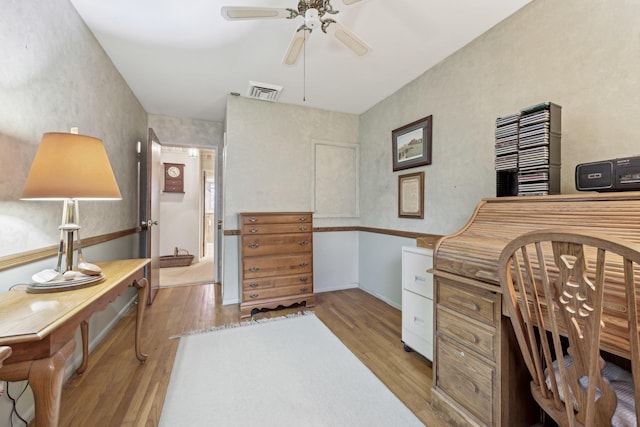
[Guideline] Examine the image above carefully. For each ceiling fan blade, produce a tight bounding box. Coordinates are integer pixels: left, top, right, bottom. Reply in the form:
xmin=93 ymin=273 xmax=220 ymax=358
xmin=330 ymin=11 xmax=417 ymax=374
xmin=325 ymin=20 xmax=371 ymax=57
xmin=282 ymin=28 xmax=311 ymax=65
xmin=221 ymin=7 xmax=291 ymax=20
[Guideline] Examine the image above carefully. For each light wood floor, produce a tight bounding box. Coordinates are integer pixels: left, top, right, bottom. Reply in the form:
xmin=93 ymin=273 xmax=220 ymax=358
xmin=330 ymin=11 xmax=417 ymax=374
xmin=55 ymin=285 xmax=448 ymax=426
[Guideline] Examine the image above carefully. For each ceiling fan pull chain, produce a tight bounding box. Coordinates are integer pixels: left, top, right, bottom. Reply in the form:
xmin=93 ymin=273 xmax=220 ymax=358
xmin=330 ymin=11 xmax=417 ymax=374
xmin=303 ymin=29 xmax=307 ymax=102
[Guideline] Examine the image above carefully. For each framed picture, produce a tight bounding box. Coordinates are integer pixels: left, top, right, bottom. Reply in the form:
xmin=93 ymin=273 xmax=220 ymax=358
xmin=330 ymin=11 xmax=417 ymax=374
xmin=398 ymin=171 xmax=424 ymax=219
xmin=392 ymin=115 xmax=432 ymax=171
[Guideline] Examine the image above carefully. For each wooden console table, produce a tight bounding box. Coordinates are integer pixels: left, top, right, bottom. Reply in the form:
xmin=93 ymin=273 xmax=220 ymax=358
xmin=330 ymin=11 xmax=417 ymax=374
xmin=431 ymin=193 xmax=640 ymax=426
xmin=0 ymin=258 xmax=150 ymax=427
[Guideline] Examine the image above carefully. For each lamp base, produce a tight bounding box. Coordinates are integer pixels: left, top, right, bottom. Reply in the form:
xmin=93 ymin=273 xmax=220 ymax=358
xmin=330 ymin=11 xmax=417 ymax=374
xmin=26 ymin=273 xmax=105 ymax=294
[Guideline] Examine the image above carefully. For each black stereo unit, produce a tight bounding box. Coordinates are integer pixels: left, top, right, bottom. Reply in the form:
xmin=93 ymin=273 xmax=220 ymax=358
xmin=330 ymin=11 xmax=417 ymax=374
xmin=576 ymin=156 xmax=640 ymax=192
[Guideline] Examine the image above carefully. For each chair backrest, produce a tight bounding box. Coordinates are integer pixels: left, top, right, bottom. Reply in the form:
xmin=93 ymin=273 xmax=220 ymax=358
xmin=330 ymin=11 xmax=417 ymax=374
xmin=498 ymin=228 xmax=640 ymax=427
xmin=0 ymin=346 xmax=10 ymax=367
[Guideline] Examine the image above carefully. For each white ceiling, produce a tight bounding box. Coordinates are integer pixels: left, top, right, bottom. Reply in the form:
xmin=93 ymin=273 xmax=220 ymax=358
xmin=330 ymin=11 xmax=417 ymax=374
xmin=70 ymin=0 xmax=533 ymax=123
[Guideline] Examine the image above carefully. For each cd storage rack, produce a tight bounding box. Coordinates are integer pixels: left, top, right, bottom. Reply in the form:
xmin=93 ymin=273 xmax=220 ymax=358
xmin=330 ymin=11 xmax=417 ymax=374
xmin=495 ymin=102 xmax=561 ymax=197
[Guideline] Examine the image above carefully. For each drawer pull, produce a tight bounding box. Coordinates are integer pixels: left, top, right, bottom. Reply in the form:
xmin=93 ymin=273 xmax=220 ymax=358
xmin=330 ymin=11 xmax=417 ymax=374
xmin=299 ymin=226 xmax=308 ymax=231
xmin=455 ymin=372 xmax=479 ymax=394
xmin=447 ymin=296 xmax=480 ymax=312
xmin=299 ymin=216 xmax=307 ymax=221
xmin=449 ymin=325 xmax=479 ymax=344
xmin=299 ymin=262 xmax=309 ymax=267
xmin=248 ymin=217 xmax=258 ymax=223
xmin=249 ymin=283 xmax=258 ymax=288
xmin=249 ymin=242 xmax=260 ymax=249
xmin=414 ymin=275 xmax=427 ymax=283
xmin=299 ymin=240 xmax=309 ymax=246
xmin=300 ymin=277 xmax=308 ymax=282
xmin=249 ymin=293 xmax=259 ymax=299
xmin=249 ymin=228 xmax=258 ymax=233
xmin=413 ymin=316 xmax=425 ymax=326
xmin=249 ymin=267 xmax=260 ymax=272
xmin=300 ymin=287 xmax=309 ymax=292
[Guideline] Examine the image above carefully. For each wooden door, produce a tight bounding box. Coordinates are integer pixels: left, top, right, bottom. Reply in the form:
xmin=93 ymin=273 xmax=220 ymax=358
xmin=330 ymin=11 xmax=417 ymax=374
xmin=140 ymin=128 xmax=162 ymax=304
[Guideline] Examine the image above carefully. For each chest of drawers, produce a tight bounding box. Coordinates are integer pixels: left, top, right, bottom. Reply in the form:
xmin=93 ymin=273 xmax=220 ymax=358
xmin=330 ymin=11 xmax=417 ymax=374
xmin=239 ymin=212 xmax=315 ymax=318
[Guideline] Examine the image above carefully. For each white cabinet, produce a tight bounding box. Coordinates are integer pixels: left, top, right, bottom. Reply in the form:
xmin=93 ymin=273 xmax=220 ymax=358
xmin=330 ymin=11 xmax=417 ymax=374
xmin=401 ymin=246 xmax=434 ymax=360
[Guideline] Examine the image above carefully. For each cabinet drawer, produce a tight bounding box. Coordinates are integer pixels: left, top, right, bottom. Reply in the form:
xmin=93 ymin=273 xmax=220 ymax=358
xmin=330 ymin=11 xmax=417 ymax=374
xmin=438 ymin=308 xmax=496 ymax=361
xmin=242 ymin=254 xmax=312 ymax=279
xmin=402 ymin=290 xmax=433 ymax=349
xmin=436 ymin=335 xmax=495 ymax=426
xmin=242 ymin=233 xmax=312 ymax=256
xmin=241 ymin=213 xmax=311 ymax=225
xmin=402 ymin=247 xmax=433 ymax=298
xmin=436 ymin=277 xmax=499 ymax=327
xmin=243 ymin=283 xmax=313 ymax=302
xmin=241 ymin=223 xmax=311 ymax=235
xmin=243 ymin=273 xmax=312 ymax=291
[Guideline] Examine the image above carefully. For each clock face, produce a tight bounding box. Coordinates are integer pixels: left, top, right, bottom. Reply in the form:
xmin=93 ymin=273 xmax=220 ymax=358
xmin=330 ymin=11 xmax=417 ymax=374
xmin=167 ymin=166 xmax=181 ymax=178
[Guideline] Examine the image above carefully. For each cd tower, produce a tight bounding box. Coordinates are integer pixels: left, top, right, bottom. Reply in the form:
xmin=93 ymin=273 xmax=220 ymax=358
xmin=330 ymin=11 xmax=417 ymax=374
xmin=495 ymin=102 xmax=561 ymax=197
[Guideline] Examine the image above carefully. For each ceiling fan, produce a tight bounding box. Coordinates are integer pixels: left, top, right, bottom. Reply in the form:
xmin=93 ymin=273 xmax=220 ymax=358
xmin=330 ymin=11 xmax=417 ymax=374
xmin=221 ymin=0 xmax=371 ymax=65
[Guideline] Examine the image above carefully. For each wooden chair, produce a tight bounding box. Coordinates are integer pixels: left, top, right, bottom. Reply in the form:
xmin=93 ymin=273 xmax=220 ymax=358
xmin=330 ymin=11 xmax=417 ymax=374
xmin=498 ymin=228 xmax=640 ymax=427
xmin=0 ymin=346 xmax=11 ymax=367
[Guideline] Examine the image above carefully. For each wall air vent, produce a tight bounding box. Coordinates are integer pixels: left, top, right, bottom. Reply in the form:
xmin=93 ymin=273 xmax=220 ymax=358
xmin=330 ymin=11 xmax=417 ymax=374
xmin=247 ymin=81 xmax=283 ymax=102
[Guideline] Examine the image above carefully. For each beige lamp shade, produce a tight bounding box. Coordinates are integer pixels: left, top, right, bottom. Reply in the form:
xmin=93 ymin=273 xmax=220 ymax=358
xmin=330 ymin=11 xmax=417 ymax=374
xmin=21 ymin=132 xmax=122 ymax=200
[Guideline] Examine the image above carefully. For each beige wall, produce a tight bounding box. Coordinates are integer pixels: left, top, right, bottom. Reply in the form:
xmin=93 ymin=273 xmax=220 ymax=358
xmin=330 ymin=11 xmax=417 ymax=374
xmin=0 ymin=0 xmax=148 ymax=259
xmin=224 ymin=95 xmax=360 ymax=229
xmin=0 ymin=0 xmax=148 ymax=422
xmin=359 ymin=0 xmax=640 ymax=236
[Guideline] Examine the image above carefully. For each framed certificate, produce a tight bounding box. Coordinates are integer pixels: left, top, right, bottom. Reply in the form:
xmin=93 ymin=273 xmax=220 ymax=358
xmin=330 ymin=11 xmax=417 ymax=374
xmin=398 ymin=171 xmax=424 ymax=218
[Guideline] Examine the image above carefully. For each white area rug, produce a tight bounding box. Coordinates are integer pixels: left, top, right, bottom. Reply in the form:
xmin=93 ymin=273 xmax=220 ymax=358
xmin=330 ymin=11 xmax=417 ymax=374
xmin=159 ymin=313 xmax=424 ymax=426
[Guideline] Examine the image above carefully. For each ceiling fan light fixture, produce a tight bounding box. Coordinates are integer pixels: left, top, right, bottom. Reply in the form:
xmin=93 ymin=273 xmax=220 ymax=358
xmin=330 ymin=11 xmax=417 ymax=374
xmin=304 ymin=8 xmax=321 ymax=30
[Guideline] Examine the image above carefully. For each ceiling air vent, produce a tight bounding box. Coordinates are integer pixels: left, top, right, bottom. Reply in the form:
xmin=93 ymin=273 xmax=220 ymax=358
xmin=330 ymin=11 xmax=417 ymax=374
xmin=247 ymin=81 xmax=283 ymax=102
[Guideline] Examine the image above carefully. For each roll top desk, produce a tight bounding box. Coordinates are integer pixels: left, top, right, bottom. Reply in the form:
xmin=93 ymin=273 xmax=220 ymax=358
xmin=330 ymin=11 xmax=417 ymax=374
xmin=431 ymin=193 xmax=640 ymax=426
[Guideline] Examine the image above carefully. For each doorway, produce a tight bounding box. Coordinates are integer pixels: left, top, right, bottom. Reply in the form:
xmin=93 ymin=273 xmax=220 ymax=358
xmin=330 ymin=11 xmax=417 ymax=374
xmin=158 ymin=145 xmax=218 ymax=288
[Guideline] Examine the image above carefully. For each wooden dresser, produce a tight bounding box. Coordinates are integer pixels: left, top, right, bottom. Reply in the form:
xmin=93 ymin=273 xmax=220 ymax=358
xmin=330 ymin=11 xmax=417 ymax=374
xmin=431 ymin=193 xmax=640 ymax=426
xmin=239 ymin=212 xmax=315 ymax=318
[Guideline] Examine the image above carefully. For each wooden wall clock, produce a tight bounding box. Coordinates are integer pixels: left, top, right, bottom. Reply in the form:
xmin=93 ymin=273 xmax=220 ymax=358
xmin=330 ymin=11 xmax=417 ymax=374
xmin=163 ymin=163 xmax=185 ymax=193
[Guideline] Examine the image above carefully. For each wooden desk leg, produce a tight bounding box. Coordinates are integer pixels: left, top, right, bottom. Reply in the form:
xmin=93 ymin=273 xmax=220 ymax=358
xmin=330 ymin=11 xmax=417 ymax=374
xmin=76 ymin=320 xmax=89 ymax=375
xmin=29 ymin=339 xmax=76 ymax=427
xmin=134 ymin=277 xmax=148 ymax=362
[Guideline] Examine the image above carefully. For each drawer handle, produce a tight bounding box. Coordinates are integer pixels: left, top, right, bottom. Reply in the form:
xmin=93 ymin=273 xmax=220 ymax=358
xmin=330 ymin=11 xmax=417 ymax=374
xmin=454 ymin=372 xmax=479 ymax=394
xmin=249 ymin=228 xmax=258 ymax=233
xmin=249 ymin=242 xmax=260 ymax=249
xmin=414 ymin=275 xmax=427 ymax=283
xmin=449 ymin=325 xmax=479 ymax=344
xmin=299 ymin=226 xmax=308 ymax=231
xmin=299 ymin=262 xmax=309 ymax=267
xmin=249 ymin=293 xmax=259 ymax=299
xmin=249 ymin=283 xmax=258 ymax=288
xmin=447 ymin=296 xmax=480 ymax=312
xmin=300 ymin=287 xmax=309 ymax=292
xmin=249 ymin=267 xmax=260 ymax=272
xmin=248 ymin=217 xmax=258 ymax=223
xmin=299 ymin=216 xmax=307 ymax=221
xmin=299 ymin=240 xmax=309 ymax=246
xmin=413 ymin=316 xmax=425 ymax=326
xmin=299 ymin=277 xmax=308 ymax=282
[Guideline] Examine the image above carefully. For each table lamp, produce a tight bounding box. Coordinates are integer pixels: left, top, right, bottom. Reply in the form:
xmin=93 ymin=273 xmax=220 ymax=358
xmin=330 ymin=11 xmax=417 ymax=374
xmin=21 ymin=131 xmax=122 ymax=283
